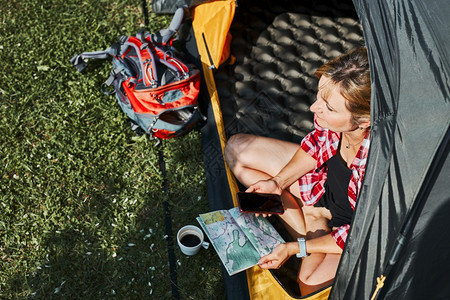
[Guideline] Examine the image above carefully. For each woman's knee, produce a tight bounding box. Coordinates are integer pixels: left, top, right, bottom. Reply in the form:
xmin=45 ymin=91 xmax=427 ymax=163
xmin=298 ymin=269 xmax=334 ymax=295
xmin=297 ymin=253 xmax=340 ymax=294
xmin=224 ymin=133 xmax=256 ymax=169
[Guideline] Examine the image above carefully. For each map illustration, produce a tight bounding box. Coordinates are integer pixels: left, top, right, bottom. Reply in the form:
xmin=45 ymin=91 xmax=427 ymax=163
xmin=197 ymin=207 xmax=284 ymax=276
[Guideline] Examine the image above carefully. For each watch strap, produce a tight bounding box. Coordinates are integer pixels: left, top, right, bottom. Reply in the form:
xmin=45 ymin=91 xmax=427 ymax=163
xmin=296 ymin=238 xmax=308 ymax=258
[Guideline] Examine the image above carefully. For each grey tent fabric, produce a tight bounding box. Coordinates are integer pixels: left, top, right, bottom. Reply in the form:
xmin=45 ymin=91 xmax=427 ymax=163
xmin=332 ymin=0 xmax=450 ymax=299
xmin=152 ymin=0 xmax=208 ymax=14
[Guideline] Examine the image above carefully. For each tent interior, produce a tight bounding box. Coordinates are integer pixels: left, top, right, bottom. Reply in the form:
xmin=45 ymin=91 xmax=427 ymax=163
xmin=188 ymin=0 xmax=365 ymax=298
xmin=153 ymin=0 xmax=450 ymax=298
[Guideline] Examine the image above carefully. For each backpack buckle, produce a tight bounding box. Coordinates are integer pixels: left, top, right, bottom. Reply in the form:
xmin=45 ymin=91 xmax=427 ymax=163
xmin=119 ymin=35 xmax=128 ymax=44
xmin=140 ymin=42 xmax=148 ymax=50
xmin=109 ymin=43 xmax=121 ymax=56
xmin=105 ymin=70 xmax=117 ymax=86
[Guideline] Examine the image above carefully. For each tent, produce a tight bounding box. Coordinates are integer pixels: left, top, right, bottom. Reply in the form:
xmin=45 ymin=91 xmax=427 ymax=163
xmin=152 ymin=0 xmax=450 ymax=298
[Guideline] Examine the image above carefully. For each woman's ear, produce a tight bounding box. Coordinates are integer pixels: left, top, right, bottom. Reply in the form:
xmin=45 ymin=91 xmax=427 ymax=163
xmin=358 ymin=117 xmax=371 ymax=130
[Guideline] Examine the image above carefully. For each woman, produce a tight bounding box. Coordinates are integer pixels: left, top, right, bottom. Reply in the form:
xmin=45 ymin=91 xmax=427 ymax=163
xmin=224 ymin=47 xmax=371 ymax=296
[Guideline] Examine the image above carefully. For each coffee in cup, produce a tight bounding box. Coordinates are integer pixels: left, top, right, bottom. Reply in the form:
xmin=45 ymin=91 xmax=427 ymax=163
xmin=177 ymin=225 xmax=209 ymax=256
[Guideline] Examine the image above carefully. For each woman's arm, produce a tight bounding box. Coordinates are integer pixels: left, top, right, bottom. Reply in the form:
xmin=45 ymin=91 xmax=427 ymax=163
xmin=306 ymin=234 xmax=342 ymax=254
xmin=247 ymin=147 xmax=316 ymax=195
xmin=272 ymin=147 xmax=317 ymax=190
xmin=258 ymin=234 xmax=342 ymax=269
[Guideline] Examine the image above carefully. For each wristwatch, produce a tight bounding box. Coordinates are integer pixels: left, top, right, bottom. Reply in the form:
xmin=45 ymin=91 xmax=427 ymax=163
xmin=296 ymin=238 xmax=308 ymax=258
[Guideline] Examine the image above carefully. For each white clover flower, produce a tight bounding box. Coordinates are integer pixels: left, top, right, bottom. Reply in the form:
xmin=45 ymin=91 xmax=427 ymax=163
xmin=54 ymin=280 xmax=66 ymax=294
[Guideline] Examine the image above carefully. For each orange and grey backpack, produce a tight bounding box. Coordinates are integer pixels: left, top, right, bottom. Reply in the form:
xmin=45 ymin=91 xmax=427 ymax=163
xmin=70 ymin=8 xmax=204 ymax=140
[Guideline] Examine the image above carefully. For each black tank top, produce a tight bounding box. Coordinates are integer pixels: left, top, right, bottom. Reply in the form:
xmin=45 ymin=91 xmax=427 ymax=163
xmin=314 ymin=152 xmax=354 ymax=228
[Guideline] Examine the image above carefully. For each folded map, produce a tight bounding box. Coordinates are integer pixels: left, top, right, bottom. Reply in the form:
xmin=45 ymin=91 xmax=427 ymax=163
xmin=197 ymin=207 xmax=284 ymax=276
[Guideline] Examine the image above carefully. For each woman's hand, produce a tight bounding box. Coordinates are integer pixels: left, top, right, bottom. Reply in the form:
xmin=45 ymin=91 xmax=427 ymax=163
xmin=245 ymin=177 xmax=283 ymax=217
xmin=258 ymin=242 xmax=295 ymax=269
xmin=246 ymin=177 xmax=283 ymax=195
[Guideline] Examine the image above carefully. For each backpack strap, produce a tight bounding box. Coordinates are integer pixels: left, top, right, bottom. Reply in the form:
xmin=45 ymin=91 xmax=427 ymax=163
xmin=138 ymin=30 xmax=190 ymax=80
xmin=151 ymin=6 xmax=186 ymax=45
xmin=122 ymin=36 xmax=159 ymax=87
xmin=69 ymin=45 xmax=120 ymax=72
xmin=152 ymin=44 xmax=189 ymax=79
xmin=125 ymin=32 xmax=189 ymax=87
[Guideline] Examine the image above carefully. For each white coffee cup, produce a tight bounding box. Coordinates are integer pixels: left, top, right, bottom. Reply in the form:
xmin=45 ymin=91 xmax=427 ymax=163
xmin=177 ymin=225 xmax=209 ymax=256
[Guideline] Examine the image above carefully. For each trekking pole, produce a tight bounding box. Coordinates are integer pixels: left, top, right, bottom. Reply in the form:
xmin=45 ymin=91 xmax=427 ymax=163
xmin=157 ymin=141 xmax=180 ymax=299
xmin=141 ymin=0 xmax=150 ymax=27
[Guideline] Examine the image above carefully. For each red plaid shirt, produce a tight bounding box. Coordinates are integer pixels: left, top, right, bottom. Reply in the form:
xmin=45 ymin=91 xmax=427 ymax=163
xmin=299 ymin=118 xmax=370 ymax=249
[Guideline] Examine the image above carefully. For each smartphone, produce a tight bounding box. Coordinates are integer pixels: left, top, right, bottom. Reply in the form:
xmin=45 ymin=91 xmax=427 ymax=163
xmin=237 ymin=192 xmax=284 ymax=214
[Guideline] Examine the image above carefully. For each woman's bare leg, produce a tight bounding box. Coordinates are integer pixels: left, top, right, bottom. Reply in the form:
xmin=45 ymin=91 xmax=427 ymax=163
xmin=296 ymin=207 xmax=339 ymax=296
xmin=225 ymin=133 xmax=305 ymax=236
xmin=298 ymin=253 xmax=341 ymax=296
xmin=224 ymin=133 xmax=301 ymax=197
xmin=278 ymin=190 xmax=307 ymax=238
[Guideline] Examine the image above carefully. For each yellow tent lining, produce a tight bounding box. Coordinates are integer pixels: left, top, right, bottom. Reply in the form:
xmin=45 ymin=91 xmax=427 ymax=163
xmin=247 ymin=266 xmax=331 ymax=299
xmin=192 ymin=0 xmax=240 ymax=206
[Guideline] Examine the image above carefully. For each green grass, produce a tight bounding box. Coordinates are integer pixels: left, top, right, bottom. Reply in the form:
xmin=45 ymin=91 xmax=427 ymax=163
xmin=0 ymin=0 xmax=224 ymax=298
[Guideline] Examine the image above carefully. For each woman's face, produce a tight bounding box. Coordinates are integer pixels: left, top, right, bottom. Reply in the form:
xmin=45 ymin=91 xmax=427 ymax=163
xmin=310 ymin=76 xmax=357 ymax=133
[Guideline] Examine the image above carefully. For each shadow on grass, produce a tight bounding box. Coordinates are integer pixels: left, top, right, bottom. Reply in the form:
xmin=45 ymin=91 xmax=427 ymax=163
xmin=20 ymin=181 xmax=169 ymax=298
xmin=5 ymin=134 xmax=225 ymax=299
